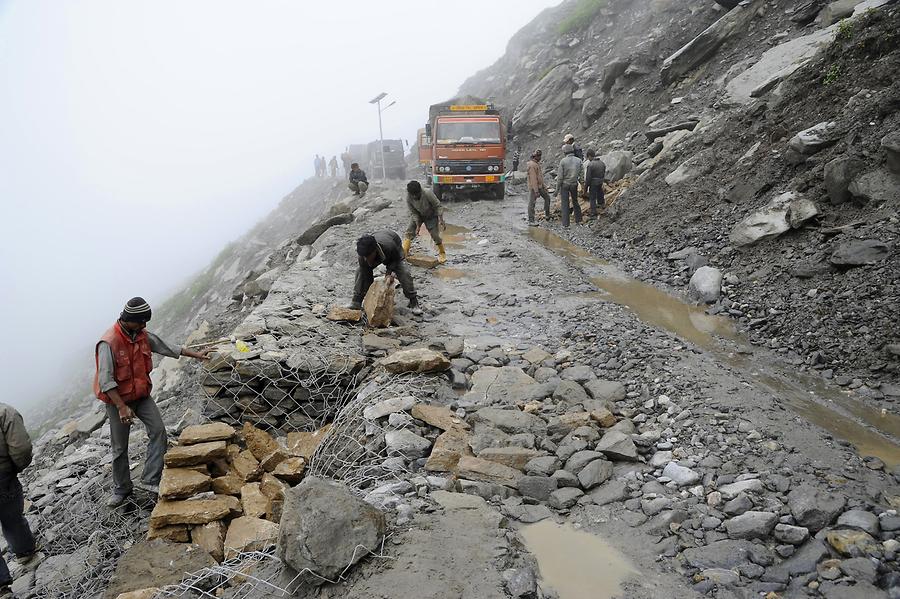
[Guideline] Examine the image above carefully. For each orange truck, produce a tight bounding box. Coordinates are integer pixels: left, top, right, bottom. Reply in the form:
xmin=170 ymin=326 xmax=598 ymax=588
xmin=418 ymin=99 xmax=507 ymax=200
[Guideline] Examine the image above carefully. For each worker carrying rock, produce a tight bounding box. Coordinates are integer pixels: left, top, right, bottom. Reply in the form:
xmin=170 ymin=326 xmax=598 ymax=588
xmin=350 ymin=231 xmax=418 ymax=309
xmin=348 ymin=163 xmax=368 ymax=196
xmin=403 ymin=180 xmax=447 ymax=264
xmin=94 ymin=297 xmax=210 ymax=507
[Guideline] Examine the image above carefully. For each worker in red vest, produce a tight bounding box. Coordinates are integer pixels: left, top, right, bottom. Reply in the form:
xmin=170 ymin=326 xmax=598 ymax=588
xmin=94 ymin=297 xmax=209 ymax=507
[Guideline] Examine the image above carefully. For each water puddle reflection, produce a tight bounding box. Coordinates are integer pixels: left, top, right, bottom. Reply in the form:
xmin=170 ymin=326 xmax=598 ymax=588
xmin=526 ymin=226 xmax=900 ymax=466
xmin=521 ymin=520 xmax=637 ymax=599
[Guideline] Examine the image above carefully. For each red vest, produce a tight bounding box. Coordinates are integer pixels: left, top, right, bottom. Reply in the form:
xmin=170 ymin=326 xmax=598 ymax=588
xmin=93 ymin=323 xmax=153 ymax=404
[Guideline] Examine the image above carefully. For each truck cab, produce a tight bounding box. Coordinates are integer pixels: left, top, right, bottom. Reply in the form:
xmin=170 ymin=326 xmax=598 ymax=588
xmin=422 ymin=102 xmax=507 ymax=200
xmin=367 ymin=139 xmax=407 ymax=180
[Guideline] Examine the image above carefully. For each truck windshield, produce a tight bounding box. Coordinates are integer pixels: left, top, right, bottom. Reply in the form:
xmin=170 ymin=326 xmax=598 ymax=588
xmin=436 ymin=121 xmax=501 ymax=144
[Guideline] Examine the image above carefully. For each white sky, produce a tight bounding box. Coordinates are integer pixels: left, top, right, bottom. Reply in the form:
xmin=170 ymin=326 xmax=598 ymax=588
xmin=0 ymin=0 xmax=557 ymax=411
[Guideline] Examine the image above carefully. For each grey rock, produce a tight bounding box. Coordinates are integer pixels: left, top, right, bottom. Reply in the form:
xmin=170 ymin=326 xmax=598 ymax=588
xmin=278 ymin=477 xmax=385 ymax=583
xmin=883 ymin=130 xmax=900 ymax=174
xmin=551 ymin=469 xmax=580 ymax=488
xmin=503 ymin=567 xmax=537 ymax=598
xmin=589 ymin=480 xmax=628 ymax=506
xmin=688 ymin=267 xmax=722 ymax=304
xmin=641 ymin=497 xmax=673 ymax=516
xmin=837 ymin=509 xmax=879 ymax=535
xmin=559 ymin=365 xmax=595 ymax=383
xmin=384 ymin=429 xmax=431 ymax=459
xmin=584 ymin=379 xmax=626 ymax=402
xmin=773 ymin=523 xmax=809 ymax=545
xmin=830 ymin=239 xmax=890 ymax=268
xmin=296 ymin=213 xmax=354 ymax=246
xmin=824 ymin=156 xmax=865 ymax=204
xmin=553 ymin=380 xmax=589 ymax=404
xmin=763 ymin=539 xmax=828 ymax=582
xmin=718 ymin=479 xmax=763 ymax=500
xmin=819 ymin=581 xmax=888 ymax=599
xmin=548 ymin=487 xmax=584 ymax=510
xmin=506 ymin=503 xmax=553 ymax=523
xmin=512 ymin=64 xmax=574 ymax=132
xmin=724 ymin=511 xmax=777 ymax=540
xmin=578 ymin=459 xmax=613 ymax=490
xmin=839 ymin=557 xmax=878 ymax=583
xmin=788 ymin=485 xmax=846 ymax=532
xmin=104 ymin=539 xmax=215 ymax=598
xmin=723 ymin=493 xmax=753 ymax=516
xmin=525 ymin=455 xmax=561 ymax=476
xmin=848 ymin=169 xmax=900 ymax=203
xmin=518 ymin=476 xmax=558 ymax=501
xmin=788 ymin=121 xmax=839 ymax=156
xmin=458 ymin=479 xmax=514 ymax=500
xmin=472 ymin=407 xmax=546 ymax=436
xmin=363 ymin=396 xmax=416 ymax=420
xmin=564 ymin=450 xmax=604 ymax=474
xmin=662 ymin=462 xmax=701 ymax=487
xmin=595 ymin=431 xmax=638 ymax=461
xmin=729 ymin=193 xmax=793 ymax=247
xmin=598 ymin=151 xmax=633 ymax=182
xmin=464 ymin=367 xmax=544 ymax=406
xmin=680 ymin=540 xmax=774 ymax=570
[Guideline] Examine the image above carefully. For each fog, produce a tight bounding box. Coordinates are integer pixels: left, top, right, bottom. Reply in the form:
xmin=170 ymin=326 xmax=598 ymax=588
xmin=0 ymin=1 xmax=557 ymax=413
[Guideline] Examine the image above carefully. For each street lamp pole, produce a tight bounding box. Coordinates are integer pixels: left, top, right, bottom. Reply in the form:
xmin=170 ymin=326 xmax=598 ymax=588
xmin=369 ymin=92 xmax=388 ymax=181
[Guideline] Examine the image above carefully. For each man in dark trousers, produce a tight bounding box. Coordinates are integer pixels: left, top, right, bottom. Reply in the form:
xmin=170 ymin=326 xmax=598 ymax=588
xmin=348 ymin=163 xmax=369 ymax=195
xmin=350 ymin=232 xmax=418 ymax=309
xmin=0 ymin=402 xmax=38 ymax=597
xmin=585 ymin=149 xmax=607 ymax=219
xmin=94 ymin=297 xmax=210 ymax=507
xmin=403 ymin=180 xmax=446 ymax=263
xmin=557 ymin=144 xmax=584 ymax=227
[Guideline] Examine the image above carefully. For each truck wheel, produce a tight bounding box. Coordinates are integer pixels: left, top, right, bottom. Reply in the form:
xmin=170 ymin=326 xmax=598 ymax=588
xmin=434 ymin=184 xmax=444 ymax=201
xmin=492 ymin=183 xmax=506 ymax=200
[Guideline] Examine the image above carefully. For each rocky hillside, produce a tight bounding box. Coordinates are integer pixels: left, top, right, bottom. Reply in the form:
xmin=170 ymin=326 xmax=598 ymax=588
xmin=463 ymin=0 xmax=899 ymax=392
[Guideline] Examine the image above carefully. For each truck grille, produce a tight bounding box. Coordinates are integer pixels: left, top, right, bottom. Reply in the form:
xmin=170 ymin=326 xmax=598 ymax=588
xmin=434 ymin=160 xmax=503 ymax=175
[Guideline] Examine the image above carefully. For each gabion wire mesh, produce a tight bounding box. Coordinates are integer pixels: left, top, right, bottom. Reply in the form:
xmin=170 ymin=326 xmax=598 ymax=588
xmin=308 ymin=373 xmax=440 ymax=492
xmin=31 ymin=458 xmax=152 ymax=599
xmin=201 ymin=342 xmax=365 ymax=435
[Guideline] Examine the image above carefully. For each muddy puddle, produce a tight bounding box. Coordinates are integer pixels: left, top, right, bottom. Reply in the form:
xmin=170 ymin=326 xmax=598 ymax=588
xmin=433 ymin=267 xmax=467 ymax=280
xmin=526 ymin=227 xmax=900 ymax=466
xmin=416 ymin=222 xmax=473 ymax=250
xmin=520 ymin=520 xmax=637 ymax=599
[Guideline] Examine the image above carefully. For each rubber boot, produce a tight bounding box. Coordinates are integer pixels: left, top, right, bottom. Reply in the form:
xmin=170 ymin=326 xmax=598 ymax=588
xmin=402 ymin=238 xmax=412 ymax=257
xmin=437 ymin=244 xmax=447 ymax=264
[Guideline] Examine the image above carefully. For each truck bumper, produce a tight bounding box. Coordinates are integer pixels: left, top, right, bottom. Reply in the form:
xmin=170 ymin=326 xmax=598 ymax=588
xmin=433 ymin=174 xmax=506 ymax=185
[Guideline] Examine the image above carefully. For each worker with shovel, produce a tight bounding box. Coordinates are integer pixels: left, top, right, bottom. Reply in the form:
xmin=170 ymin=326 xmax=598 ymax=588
xmin=350 ymin=232 xmax=418 ymax=309
xmin=402 ymin=180 xmax=446 ymax=263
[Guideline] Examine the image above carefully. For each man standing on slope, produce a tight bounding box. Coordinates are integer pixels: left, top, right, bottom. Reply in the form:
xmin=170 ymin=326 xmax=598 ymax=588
xmin=348 ymin=163 xmax=369 ymax=196
xmin=0 ymin=402 xmax=38 ymax=598
xmin=349 ymin=231 xmax=418 ymax=310
xmin=526 ymin=150 xmax=552 ymax=225
xmin=585 ymin=149 xmax=607 ymax=219
xmin=329 ymin=156 xmax=338 ymax=178
xmin=558 ymin=144 xmax=584 ymax=227
xmin=403 ymin=180 xmax=446 ymax=263
xmin=563 ymin=133 xmax=583 ymax=160
xmin=95 ymin=297 xmax=210 ymax=507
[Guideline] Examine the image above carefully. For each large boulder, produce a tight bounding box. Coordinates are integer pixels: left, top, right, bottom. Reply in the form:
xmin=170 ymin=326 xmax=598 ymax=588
xmin=788 ymin=484 xmax=846 ymax=532
xmin=688 ymin=266 xmax=723 ymax=304
xmin=598 ymin=151 xmax=633 ymax=182
xmin=363 ymin=277 xmax=395 ymax=328
xmin=463 ymin=366 xmax=544 ymax=406
xmin=512 ymin=64 xmax=574 ymax=132
xmin=471 ymin=407 xmax=547 ymax=436
xmin=848 ymin=169 xmax=900 ymax=203
xmin=278 ymin=477 xmax=386 ymax=584
xmin=788 ymin=121 xmax=840 ymax=156
xmin=296 ymin=213 xmax=355 ymax=246
xmin=883 ymin=130 xmax=900 ymax=174
xmin=729 ymin=192 xmax=816 ymax=246
xmin=660 ymin=0 xmax=765 ymax=84
xmin=824 ymin=156 xmax=866 ymax=204
xmin=830 ymin=239 xmax=890 ymax=267
xmin=103 ymin=539 xmax=215 ymax=599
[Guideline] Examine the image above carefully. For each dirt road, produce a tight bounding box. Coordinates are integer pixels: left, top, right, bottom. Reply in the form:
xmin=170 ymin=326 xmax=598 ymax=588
xmin=265 ymin=180 xmax=899 ymax=598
